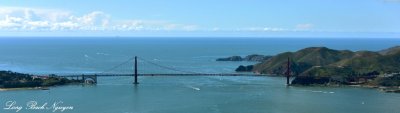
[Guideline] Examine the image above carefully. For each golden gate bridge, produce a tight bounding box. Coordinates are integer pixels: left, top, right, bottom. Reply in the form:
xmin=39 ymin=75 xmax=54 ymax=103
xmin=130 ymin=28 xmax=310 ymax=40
xmin=57 ymin=56 xmax=291 ymax=85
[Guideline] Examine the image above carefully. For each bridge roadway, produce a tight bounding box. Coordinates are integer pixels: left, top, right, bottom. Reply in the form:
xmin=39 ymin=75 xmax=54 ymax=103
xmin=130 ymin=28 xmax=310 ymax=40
xmin=61 ymin=73 xmax=268 ymax=77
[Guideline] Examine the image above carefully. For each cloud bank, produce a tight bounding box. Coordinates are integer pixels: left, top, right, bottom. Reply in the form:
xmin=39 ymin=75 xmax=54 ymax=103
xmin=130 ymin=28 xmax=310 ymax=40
xmin=0 ymin=7 xmax=319 ymax=34
xmin=0 ymin=7 xmax=198 ymax=32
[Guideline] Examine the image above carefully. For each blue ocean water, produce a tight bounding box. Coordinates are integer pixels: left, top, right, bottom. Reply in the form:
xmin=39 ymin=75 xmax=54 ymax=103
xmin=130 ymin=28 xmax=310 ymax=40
xmin=1 ymin=37 xmax=399 ymax=74
xmin=0 ymin=37 xmax=399 ymax=113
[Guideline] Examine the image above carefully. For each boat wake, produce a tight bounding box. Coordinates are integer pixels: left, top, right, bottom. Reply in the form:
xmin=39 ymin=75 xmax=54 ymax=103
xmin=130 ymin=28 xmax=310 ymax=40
xmin=300 ymin=90 xmax=335 ymax=94
xmin=187 ymin=85 xmax=201 ymax=91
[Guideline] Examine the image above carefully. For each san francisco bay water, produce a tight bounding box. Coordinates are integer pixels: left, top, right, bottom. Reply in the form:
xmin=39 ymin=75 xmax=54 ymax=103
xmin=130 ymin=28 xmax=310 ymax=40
xmin=0 ymin=37 xmax=400 ymax=113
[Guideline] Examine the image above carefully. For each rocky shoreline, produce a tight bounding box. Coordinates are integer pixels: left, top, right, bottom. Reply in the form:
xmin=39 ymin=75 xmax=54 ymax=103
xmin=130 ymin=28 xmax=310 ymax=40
xmin=0 ymin=87 xmax=50 ymax=91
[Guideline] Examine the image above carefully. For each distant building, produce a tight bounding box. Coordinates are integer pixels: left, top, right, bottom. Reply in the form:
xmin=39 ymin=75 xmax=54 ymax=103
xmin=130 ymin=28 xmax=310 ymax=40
xmin=32 ymin=75 xmax=49 ymax=80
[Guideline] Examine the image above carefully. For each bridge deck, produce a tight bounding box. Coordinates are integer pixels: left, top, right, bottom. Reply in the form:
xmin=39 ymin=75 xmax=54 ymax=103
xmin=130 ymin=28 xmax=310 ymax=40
xmin=60 ymin=73 xmax=267 ymax=77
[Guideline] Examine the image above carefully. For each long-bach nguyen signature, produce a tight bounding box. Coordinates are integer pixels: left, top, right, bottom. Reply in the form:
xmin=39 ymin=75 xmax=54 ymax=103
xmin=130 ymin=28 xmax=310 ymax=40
xmin=3 ymin=101 xmax=74 ymax=112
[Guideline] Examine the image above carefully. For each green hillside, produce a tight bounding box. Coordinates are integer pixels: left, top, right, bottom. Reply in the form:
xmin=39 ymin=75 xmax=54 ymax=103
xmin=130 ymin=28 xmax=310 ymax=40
xmin=253 ymin=47 xmax=354 ymax=75
xmin=250 ymin=46 xmax=400 ymax=86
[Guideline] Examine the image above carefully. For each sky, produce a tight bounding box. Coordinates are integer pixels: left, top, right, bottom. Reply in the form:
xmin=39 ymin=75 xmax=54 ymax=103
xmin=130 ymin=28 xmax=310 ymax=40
xmin=0 ymin=0 xmax=399 ymax=38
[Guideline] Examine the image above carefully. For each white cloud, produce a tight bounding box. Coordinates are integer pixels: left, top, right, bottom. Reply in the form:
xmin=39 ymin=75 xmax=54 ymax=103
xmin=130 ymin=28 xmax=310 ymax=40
xmin=0 ymin=7 xmax=321 ymax=33
xmin=295 ymin=23 xmax=314 ymax=30
xmin=182 ymin=25 xmax=198 ymax=31
xmin=211 ymin=27 xmax=220 ymax=31
xmin=0 ymin=7 xmax=198 ymax=32
xmin=236 ymin=27 xmax=287 ymax=32
xmin=263 ymin=27 xmax=286 ymax=32
xmin=112 ymin=20 xmax=197 ymax=31
xmin=234 ymin=24 xmax=317 ymax=32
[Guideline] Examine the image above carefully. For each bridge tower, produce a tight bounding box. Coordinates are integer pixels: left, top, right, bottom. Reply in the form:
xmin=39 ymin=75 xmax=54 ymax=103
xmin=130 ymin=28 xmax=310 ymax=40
xmin=134 ymin=56 xmax=139 ymax=84
xmin=286 ymin=57 xmax=291 ymax=85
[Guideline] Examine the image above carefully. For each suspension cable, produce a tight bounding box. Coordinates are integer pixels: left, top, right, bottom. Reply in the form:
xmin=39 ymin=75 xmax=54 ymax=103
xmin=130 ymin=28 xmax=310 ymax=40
xmin=97 ymin=57 xmax=135 ymax=75
xmin=138 ymin=57 xmax=202 ymax=74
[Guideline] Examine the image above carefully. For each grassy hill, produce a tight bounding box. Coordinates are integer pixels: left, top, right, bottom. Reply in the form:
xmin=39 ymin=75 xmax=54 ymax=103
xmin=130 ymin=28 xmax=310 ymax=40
xmin=253 ymin=47 xmax=354 ymax=75
xmin=249 ymin=46 xmax=400 ymax=86
xmin=378 ymin=46 xmax=400 ymax=55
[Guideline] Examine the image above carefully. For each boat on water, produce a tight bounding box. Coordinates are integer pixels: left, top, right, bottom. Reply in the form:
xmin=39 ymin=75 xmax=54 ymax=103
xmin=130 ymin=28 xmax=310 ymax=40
xmin=36 ymin=87 xmax=50 ymax=90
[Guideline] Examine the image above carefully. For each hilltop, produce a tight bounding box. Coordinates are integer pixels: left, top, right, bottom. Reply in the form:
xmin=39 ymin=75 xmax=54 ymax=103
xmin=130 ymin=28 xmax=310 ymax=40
xmin=234 ymin=46 xmax=400 ymax=86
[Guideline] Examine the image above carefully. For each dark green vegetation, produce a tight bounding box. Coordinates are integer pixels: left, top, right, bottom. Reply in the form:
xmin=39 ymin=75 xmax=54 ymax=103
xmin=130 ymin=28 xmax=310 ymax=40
xmin=237 ymin=46 xmax=400 ymax=86
xmin=0 ymin=71 xmax=80 ymax=88
xmin=369 ymin=74 xmax=400 ymax=87
xmin=235 ymin=65 xmax=254 ymax=72
xmin=216 ymin=54 xmax=272 ymax=62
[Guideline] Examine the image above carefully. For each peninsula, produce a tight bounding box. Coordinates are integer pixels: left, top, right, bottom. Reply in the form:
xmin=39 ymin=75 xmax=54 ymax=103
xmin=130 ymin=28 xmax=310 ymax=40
xmin=221 ymin=46 xmax=400 ymax=90
xmin=0 ymin=71 xmax=80 ymax=89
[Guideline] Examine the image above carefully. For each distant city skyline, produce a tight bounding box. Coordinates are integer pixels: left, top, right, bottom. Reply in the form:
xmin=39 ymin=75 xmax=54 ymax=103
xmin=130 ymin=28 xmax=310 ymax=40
xmin=0 ymin=0 xmax=399 ymax=37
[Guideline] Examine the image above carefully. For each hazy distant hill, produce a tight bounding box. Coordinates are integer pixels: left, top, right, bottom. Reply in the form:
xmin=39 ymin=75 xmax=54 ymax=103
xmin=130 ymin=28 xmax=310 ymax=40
xmin=216 ymin=54 xmax=272 ymax=62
